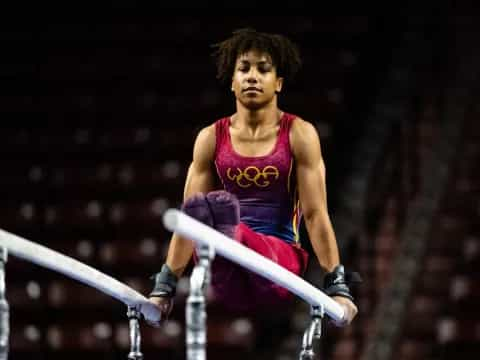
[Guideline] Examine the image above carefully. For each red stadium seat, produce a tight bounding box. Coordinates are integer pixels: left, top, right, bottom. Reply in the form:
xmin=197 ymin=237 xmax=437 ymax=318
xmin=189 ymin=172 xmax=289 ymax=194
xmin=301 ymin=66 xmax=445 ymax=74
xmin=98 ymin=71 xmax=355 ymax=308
xmin=97 ymin=236 xmax=166 ymax=273
xmin=396 ymin=339 xmax=431 ymax=360
xmin=9 ymin=322 xmax=44 ymax=352
xmin=46 ymin=279 xmax=118 ymax=311
xmin=43 ymin=200 xmax=105 ymax=231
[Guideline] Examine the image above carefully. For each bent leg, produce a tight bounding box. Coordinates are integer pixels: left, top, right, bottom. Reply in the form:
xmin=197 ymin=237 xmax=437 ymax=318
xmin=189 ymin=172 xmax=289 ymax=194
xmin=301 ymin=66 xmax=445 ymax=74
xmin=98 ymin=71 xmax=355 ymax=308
xmin=180 ymin=190 xmax=309 ymax=311
xmin=234 ymin=223 xmax=309 ymax=308
xmin=180 ymin=191 xmax=252 ymax=310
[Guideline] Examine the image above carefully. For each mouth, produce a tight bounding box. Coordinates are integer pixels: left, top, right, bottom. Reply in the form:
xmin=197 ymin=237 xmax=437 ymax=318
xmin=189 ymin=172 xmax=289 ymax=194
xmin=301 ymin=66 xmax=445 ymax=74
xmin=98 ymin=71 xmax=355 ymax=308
xmin=243 ymin=87 xmax=262 ymax=93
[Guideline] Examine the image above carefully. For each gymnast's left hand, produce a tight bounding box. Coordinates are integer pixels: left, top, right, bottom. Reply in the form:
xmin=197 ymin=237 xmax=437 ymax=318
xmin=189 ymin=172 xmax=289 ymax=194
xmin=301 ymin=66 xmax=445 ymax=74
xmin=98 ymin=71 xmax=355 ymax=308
xmin=145 ymin=296 xmax=174 ymax=328
xmin=332 ymin=296 xmax=358 ymax=327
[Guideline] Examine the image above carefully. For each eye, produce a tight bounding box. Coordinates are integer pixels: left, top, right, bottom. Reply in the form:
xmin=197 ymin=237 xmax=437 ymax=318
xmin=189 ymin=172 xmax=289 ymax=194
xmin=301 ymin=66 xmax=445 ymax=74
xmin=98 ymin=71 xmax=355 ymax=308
xmin=258 ymin=63 xmax=273 ymax=73
xmin=258 ymin=66 xmax=269 ymax=73
xmin=237 ymin=62 xmax=250 ymax=73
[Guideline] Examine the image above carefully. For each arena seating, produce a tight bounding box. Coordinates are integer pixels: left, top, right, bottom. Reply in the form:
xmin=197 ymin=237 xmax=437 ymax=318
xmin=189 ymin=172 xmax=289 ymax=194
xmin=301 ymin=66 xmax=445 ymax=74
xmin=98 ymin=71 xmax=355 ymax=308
xmin=391 ymin=101 xmax=480 ymax=360
xmin=1 ymin=16 xmax=398 ymax=360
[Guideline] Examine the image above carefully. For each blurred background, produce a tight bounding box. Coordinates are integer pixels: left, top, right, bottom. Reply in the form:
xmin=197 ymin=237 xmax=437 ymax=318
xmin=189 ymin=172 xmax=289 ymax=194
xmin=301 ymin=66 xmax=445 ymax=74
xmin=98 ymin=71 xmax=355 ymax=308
xmin=0 ymin=12 xmax=479 ymax=360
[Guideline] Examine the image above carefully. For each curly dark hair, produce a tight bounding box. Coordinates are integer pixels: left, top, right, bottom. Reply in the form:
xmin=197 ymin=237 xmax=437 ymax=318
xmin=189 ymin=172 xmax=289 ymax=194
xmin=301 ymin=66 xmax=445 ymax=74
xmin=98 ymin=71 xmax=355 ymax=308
xmin=210 ymin=28 xmax=302 ymax=85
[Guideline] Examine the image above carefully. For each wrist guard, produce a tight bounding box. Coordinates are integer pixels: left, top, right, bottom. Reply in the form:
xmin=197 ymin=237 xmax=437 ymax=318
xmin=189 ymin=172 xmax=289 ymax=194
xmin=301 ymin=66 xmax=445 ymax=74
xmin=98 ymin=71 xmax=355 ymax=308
xmin=149 ymin=264 xmax=178 ymax=298
xmin=323 ymin=264 xmax=362 ymax=301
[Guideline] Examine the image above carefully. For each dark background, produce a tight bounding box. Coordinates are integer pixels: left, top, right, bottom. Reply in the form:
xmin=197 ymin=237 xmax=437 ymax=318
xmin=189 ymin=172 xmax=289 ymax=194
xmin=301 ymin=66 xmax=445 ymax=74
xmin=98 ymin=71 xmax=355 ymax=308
xmin=0 ymin=12 xmax=478 ymax=360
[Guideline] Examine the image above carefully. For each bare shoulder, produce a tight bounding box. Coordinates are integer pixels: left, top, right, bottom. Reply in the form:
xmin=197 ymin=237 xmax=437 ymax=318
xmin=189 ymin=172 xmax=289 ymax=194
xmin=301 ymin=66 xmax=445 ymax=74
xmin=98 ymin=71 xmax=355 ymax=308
xmin=290 ymin=116 xmax=322 ymax=158
xmin=192 ymin=123 xmax=216 ymax=164
xmin=195 ymin=123 xmax=216 ymax=146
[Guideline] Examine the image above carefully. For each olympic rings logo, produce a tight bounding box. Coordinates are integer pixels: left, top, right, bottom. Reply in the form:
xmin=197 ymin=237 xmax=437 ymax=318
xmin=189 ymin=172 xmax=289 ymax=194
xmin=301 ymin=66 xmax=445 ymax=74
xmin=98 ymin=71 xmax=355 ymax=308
xmin=226 ymin=165 xmax=280 ymax=188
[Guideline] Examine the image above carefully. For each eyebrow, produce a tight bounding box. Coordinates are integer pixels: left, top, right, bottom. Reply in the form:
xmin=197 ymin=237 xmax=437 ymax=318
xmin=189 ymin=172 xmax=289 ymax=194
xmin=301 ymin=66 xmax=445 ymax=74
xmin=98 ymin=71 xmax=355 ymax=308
xmin=238 ymin=59 xmax=272 ymax=66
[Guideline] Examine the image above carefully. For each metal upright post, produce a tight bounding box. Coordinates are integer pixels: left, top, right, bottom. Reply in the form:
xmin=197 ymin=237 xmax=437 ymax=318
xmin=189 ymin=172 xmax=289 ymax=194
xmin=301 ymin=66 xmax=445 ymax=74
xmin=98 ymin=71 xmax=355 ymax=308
xmin=299 ymin=305 xmax=324 ymax=360
xmin=127 ymin=307 xmax=143 ymax=360
xmin=0 ymin=247 xmax=9 ymax=360
xmin=186 ymin=244 xmax=214 ymax=360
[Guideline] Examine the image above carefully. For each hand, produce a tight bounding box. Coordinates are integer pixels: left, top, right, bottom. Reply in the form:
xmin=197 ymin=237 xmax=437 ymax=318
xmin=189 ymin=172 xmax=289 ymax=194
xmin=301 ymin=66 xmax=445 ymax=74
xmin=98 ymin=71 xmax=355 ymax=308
xmin=332 ymin=296 xmax=358 ymax=327
xmin=146 ymin=296 xmax=174 ymax=327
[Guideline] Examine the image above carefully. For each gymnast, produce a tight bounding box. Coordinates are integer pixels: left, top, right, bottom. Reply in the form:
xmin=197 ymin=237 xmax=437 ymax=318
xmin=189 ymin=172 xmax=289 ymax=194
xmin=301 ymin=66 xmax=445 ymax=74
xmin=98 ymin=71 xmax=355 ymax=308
xmin=147 ymin=28 xmax=359 ymax=327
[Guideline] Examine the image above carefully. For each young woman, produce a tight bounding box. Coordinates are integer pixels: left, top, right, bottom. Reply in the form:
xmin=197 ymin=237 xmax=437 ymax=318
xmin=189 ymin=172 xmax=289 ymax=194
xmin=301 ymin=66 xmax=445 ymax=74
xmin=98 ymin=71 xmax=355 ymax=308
xmin=148 ymin=28 xmax=358 ymax=327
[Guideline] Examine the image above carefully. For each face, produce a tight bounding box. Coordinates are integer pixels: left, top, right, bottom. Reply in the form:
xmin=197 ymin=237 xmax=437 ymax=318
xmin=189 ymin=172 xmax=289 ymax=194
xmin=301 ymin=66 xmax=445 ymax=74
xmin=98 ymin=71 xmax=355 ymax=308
xmin=231 ymin=50 xmax=283 ymax=110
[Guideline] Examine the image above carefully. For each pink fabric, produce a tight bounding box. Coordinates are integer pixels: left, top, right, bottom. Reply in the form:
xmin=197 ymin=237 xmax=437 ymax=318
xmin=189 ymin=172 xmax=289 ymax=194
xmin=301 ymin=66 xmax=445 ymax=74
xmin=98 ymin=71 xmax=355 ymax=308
xmin=195 ymin=222 xmax=309 ymax=313
xmin=213 ymin=112 xmax=302 ymax=245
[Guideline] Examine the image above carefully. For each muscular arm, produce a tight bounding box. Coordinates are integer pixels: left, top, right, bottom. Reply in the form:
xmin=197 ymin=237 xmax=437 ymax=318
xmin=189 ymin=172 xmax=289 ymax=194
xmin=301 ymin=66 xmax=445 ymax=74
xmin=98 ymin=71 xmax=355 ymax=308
xmin=165 ymin=125 xmax=216 ymax=277
xmin=291 ymin=118 xmax=359 ymax=325
xmin=291 ymin=118 xmax=339 ymax=273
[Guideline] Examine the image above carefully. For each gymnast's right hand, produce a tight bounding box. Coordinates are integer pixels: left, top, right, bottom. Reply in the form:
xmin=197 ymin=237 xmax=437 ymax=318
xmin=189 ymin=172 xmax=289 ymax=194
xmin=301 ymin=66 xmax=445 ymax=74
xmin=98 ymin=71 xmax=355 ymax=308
xmin=146 ymin=264 xmax=178 ymax=327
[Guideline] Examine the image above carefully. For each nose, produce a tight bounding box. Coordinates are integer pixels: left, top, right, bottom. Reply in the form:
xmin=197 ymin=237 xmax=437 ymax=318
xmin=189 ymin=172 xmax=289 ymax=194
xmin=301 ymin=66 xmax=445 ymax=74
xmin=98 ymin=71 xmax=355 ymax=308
xmin=246 ymin=68 xmax=259 ymax=83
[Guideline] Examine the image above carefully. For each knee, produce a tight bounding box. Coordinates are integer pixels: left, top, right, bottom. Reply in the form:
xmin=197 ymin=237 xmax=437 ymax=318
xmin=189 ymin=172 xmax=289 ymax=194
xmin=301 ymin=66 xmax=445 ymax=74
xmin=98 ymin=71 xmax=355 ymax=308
xmin=205 ymin=190 xmax=240 ymax=226
xmin=181 ymin=193 xmax=214 ymax=227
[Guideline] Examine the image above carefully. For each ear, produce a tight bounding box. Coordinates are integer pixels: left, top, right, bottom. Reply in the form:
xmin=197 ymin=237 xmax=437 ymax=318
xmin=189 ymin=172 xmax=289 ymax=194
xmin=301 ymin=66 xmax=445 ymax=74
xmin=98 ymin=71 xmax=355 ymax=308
xmin=276 ymin=77 xmax=284 ymax=94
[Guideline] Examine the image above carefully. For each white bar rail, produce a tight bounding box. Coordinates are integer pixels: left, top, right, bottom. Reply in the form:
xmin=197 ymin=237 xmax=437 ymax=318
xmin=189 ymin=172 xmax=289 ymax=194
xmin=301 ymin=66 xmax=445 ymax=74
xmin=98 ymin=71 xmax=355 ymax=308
xmin=0 ymin=229 xmax=161 ymax=324
xmin=163 ymin=209 xmax=345 ymax=322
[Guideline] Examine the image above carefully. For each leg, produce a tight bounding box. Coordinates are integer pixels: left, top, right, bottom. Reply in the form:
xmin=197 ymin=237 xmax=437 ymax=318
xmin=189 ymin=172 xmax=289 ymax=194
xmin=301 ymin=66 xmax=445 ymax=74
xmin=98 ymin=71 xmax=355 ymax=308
xmin=181 ymin=190 xmax=309 ymax=312
xmin=181 ymin=190 xmax=240 ymax=238
xmin=234 ymin=223 xmax=309 ymax=309
xmin=181 ymin=191 xmax=252 ymax=311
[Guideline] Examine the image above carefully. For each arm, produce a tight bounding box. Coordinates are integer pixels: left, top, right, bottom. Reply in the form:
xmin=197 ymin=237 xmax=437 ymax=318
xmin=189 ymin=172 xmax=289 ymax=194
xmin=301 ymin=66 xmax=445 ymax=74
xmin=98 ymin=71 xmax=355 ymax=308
xmin=291 ymin=118 xmax=358 ymax=325
xmin=165 ymin=124 xmax=217 ymax=278
xmin=147 ymin=125 xmax=216 ymax=325
xmin=290 ymin=118 xmax=338 ymax=272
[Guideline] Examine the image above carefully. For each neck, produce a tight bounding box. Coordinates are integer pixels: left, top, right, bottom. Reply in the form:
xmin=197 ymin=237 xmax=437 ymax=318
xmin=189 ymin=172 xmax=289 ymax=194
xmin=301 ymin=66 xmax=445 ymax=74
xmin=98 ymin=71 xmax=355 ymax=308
xmin=233 ymin=101 xmax=281 ymax=129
